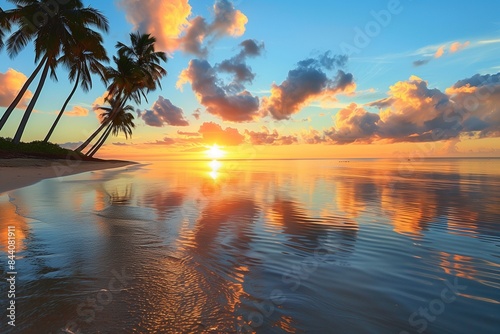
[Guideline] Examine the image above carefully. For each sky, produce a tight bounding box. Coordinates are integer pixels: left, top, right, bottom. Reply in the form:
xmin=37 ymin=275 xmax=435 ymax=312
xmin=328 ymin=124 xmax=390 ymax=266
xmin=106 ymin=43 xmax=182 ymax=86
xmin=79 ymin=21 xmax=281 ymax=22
xmin=1 ymin=0 xmax=500 ymax=160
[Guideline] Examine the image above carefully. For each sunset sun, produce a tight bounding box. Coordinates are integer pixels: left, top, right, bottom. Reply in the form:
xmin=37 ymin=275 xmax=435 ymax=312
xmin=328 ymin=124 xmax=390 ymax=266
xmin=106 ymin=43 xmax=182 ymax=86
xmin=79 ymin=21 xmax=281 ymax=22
xmin=206 ymin=144 xmax=224 ymax=160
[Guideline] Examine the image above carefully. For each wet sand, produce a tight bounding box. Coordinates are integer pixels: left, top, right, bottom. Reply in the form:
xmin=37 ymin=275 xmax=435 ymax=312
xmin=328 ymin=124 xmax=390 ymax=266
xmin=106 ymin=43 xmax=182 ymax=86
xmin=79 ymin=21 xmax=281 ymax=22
xmin=0 ymin=158 xmax=136 ymax=194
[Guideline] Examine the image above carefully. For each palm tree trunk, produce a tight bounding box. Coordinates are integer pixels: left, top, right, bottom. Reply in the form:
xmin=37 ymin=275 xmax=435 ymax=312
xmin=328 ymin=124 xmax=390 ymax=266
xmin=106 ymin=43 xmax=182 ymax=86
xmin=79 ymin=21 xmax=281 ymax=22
xmin=87 ymin=123 xmax=113 ymax=157
xmin=75 ymin=96 xmax=127 ymax=152
xmin=75 ymin=118 xmax=109 ymax=152
xmin=0 ymin=56 xmax=47 ymax=132
xmin=12 ymin=60 xmax=51 ymax=144
xmin=88 ymin=124 xmax=113 ymax=158
xmin=86 ymin=122 xmax=111 ymax=156
xmin=43 ymin=71 xmax=81 ymax=143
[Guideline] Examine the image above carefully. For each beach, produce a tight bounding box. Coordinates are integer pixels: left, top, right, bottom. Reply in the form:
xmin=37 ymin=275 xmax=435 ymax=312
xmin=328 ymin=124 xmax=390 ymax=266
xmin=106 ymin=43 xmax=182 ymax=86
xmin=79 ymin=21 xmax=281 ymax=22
xmin=0 ymin=158 xmax=136 ymax=194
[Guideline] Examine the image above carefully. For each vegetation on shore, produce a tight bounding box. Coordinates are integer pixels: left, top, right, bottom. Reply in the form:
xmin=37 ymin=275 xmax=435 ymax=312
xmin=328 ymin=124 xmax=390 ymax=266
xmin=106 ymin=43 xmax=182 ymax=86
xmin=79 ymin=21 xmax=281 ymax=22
xmin=0 ymin=137 xmax=100 ymax=161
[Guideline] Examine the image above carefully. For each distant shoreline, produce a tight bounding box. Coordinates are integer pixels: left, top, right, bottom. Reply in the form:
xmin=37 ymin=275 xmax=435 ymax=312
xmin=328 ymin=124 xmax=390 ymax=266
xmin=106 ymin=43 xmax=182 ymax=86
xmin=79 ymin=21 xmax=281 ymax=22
xmin=0 ymin=158 xmax=137 ymax=194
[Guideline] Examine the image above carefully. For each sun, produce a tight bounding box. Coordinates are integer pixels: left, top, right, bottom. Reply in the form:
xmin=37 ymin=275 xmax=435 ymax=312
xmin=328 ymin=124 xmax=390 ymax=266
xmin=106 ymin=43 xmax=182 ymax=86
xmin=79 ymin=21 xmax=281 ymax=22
xmin=206 ymin=144 xmax=224 ymax=160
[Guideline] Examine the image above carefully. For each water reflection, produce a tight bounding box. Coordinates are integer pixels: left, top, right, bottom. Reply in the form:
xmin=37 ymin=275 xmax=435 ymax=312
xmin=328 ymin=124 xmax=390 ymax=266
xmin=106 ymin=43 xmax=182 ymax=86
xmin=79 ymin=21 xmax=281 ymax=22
xmin=208 ymin=159 xmax=222 ymax=180
xmin=1 ymin=159 xmax=500 ymax=333
xmin=0 ymin=194 xmax=29 ymax=253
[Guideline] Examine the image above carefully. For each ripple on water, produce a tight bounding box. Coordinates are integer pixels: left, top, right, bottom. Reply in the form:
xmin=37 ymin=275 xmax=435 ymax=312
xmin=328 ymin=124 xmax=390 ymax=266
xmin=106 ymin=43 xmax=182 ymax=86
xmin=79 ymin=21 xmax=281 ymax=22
xmin=2 ymin=159 xmax=500 ymax=333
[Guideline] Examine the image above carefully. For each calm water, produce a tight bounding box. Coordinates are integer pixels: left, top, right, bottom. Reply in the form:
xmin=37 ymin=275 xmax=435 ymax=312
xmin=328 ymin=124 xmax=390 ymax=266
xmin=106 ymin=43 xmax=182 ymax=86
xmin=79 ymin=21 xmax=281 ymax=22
xmin=1 ymin=159 xmax=500 ymax=333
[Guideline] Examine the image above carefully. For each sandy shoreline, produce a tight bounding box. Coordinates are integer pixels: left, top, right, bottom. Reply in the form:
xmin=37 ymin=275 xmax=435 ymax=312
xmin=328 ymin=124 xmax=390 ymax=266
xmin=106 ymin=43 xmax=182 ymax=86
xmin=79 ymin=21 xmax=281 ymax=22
xmin=0 ymin=158 xmax=137 ymax=194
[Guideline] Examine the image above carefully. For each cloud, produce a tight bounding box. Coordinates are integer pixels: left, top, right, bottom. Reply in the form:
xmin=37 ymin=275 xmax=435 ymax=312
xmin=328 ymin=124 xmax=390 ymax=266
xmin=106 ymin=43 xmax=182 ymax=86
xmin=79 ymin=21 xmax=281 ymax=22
xmin=217 ymin=39 xmax=265 ymax=85
xmin=179 ymin=0 xmax=248 ymax=57
xmin=239 ymin=39 xmax=265 ymax=57
xmin=261 ymin=52 xmax=355 ymax=120
xmin=414 ymin=41 xmax=470 ymax=66
xmin=198 ymin=121 xmax=244 ymax=145
xmin=139 ymin=96 xmax=189 ymax=127
xmin=325 ymin=103 xmax=380 ymax=144
xmin=182 ymin=146 xmax=207 ymax=153
xmin=145 ymin=135 xmax=204 ymax=147
xmin=91 ymin=91 xmax=110 ymax=121
xmin=324 ymin=73 xmax=500 ymax=144
xmin=367 ymin=75 xmax=456 ymax=143
xmin=177 ymin=55 xmax=260 ymax=122
xmin=448 ymin=72 xmax=500 ymax=91
xmin=244 ymin=126 xmax=298 ymax=145
xmin=449 ymin=41 xmax=470 ymax=53
xmin=441 ymin=137 xmax=461 ymax=155
xmin=192 ymin=108 xmax=201 ymax=120
xmin=150 ymin=137 xmax=177 ymax=145
xmin=301 ymin=129 xmax=327 ymax=144
xmin=211 ymin=0 xmax=248 ymax=37
xmin=118 ymin=0 xmax=191 ymax=53
xmin=179 ymin=16 xmax=209 ymax=57
xmin=119 ymin=0 xmax=247 ymax=56
xmin=413 ymin=59 xmax=431 ymax=67
xmin=434 ymin=46 xmax=445 ymax=58
xmin=59 ymin=141 xmax=83 ymax=150
xmin=177 ymin=130 xmax=200 ymax=136
xmin=0 ymin=69 xmax=33 ymax=108
xmin=478 ymin=38 xmax=500 ymax=45
xmin=65 ymin=106 xmax=89 ymax=117
xmin=445 ymin=73 xmax=500 ymax=138
xmin=278 ymin=135 xmax=298 ymax=145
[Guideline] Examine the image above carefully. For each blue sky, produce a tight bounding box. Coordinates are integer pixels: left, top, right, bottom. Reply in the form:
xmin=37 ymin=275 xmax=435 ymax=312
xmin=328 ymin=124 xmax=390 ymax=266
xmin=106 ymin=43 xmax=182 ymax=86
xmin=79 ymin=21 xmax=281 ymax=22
xmin=0 ymin=0 xmax=499 ymax=159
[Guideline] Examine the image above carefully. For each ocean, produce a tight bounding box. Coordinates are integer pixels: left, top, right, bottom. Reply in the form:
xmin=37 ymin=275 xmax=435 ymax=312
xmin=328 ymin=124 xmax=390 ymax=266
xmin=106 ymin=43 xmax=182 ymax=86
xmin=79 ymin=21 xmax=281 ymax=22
xmin=1 ymin=158 xmax=499 ymax=333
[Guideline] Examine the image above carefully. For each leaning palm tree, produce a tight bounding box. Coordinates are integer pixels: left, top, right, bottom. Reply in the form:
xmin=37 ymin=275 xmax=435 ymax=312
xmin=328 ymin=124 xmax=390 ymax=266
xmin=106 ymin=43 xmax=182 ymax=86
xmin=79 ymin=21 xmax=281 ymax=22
xmin=0 ymin=2 xmax=46 ymax=131
xmin=0 ymin=0 xmax=108 ymax=144
xmin=116 ymin=32 xmax=167 ymax=98
xmin=75 ymin=32 xmax=166 ymax=153
xmin=43 ymin=30 xmax=109 ymax=142
xmin=74 ymin=54 xmax=141 ymax=153
xmin=86 ymin=97 xmax=135 ymax=157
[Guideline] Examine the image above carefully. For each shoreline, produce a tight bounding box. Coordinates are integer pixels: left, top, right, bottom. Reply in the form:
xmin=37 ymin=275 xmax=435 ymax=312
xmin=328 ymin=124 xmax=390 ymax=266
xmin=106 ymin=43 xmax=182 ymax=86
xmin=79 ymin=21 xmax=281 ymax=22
xmin=0 ymin=158 xmax=137 ymax=194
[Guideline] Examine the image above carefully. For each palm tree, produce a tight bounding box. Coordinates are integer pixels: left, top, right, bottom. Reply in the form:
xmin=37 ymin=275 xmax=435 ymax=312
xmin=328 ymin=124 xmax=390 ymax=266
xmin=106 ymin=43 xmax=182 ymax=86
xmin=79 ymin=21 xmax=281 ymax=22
xmin=116 ymin=32 xmax=167 ymax=98
xmin=0 ymin=0 xmax=108 ymax=144
xmin=43 ymin=30 xmax=109 ymax=143
xmin=0 ymin=3 xmax=46 ymax=131
xmin=86 ymin=97 xmax=135 ymax=157
xmin=74 ymin=54 xmax=141 ymax=153
xmin=75 ymin=32 xmax=166 ymax=153
xmin=0 ymin=8 xmax=11 ymax=51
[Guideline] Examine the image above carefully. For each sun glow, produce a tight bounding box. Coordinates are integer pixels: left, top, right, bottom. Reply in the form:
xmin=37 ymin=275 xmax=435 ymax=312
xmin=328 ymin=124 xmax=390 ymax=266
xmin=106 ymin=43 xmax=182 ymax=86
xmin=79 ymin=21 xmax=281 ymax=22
xmin=206 ymin=144 xmax=225 ymax=160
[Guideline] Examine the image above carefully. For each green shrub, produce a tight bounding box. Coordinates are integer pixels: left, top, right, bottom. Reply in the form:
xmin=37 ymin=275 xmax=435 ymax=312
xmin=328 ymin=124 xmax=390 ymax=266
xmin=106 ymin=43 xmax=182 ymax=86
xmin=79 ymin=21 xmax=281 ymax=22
xmin=0 ymin=137 xmax=84 ymax=157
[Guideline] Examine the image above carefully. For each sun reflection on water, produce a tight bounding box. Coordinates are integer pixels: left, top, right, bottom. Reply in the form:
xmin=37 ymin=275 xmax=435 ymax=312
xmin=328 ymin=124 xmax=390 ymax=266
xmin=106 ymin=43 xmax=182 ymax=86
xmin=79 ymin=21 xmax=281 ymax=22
xmin=208 ymin=159 xmax=222 ymax=180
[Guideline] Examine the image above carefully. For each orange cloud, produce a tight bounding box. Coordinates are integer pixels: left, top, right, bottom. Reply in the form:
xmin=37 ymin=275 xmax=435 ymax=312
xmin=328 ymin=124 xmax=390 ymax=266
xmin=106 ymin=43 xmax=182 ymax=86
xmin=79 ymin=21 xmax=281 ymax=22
xmin=325 ymin=103 xmax=380 ymax=144
xmin=301 ymin=128 xmax=326 ymax=144
xmin=91 ymin=91 xmax=110 ymax=121
xmin=0 ymin=69 xmax=33 ymax=108
xmin=445 ymin=83 xmax=477 ymax=95
xmin=65 ymin=106 xmax=89 ymax=117
xmin=179 ymin=0 xmax=249 ymax=57
xmin=119 ymin=0 xmax=248 ymax=56
xmin=211 ymin=0 xmax=247 ymax=37
xmin=434 ymin=46 xmax=445 ymax=58
xmin=244 ymin=126 xmax=298 ymax=145
xmin=362 ymin=73 xmax=500 ymax=143
xmin=118 ymin=0 xmax=191 ymax=53
xmin=450 ymin=41 xmax=470 ymax=53
xmin=199 ymin=121 xmax=244 ymax=146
